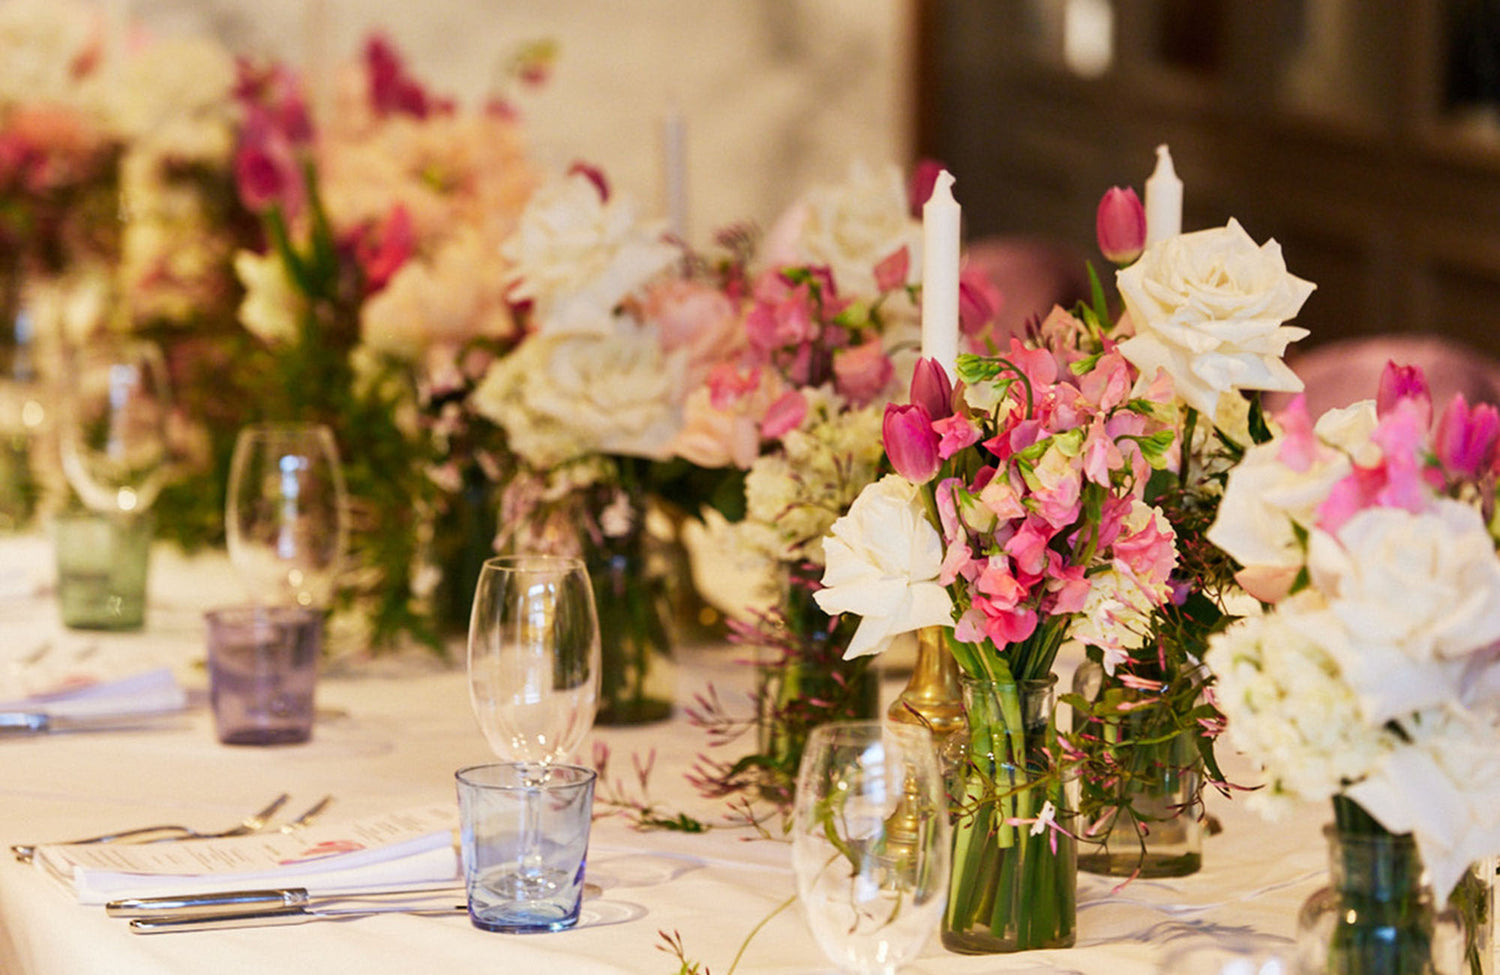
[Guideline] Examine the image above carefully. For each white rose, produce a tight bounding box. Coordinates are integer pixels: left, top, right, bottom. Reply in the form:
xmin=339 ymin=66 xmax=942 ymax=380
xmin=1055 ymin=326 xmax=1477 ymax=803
xmin=501 ymin=172 xmax=678 ymax=334
xmin=814 ymin=474 xmax=953 ymax=659
xmin=233 ymin=250 xmax=304 ymax=345
xmin=1305 ymin=500 xmax=1500 ymax=721
xmin=1117 ymin=218 xmax=1314 ymax=417
xmin=762 ymin=161 xmax=922 ymax=298
xmin=470 ymin=319 xmax=686 ymax=469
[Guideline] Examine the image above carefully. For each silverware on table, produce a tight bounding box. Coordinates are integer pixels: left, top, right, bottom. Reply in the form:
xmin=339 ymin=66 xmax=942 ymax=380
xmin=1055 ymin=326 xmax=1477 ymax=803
xmin=9 ymin=793 xmax=289 ymax=864
xmin=0 ymin=709 xmax=187 ymax=737
xmin=277 ymin=795 xmax=333 ymax=833
xmin=110 ymin=886 xmax=467 ymax=933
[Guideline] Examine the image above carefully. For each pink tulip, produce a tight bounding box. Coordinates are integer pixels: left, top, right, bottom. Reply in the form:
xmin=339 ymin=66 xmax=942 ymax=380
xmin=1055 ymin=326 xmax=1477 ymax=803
xmin=909 ymin=356 xmax=954 ymax=420
xmin=959 ymin=265 xmax=1003 ymax=335
xmin=1096 ymin=187 xmax=1146 ymax=266
xmin=1435 ymin=394 xmax=1500 ymax=479
xmin=883 ymin=403 xmax=941 ymax=483
xmin=233 ymin=109 xmax=303 ymax=217
xmin=355 ymin=204 xmax=413 ymax=293
xmin=1376 ymin=361 xmax=1431 ymax=426
xmin=366 ymin=34 xmax=436 ymax=119
xmin=908 ymin=158 xmax=945 ymax=217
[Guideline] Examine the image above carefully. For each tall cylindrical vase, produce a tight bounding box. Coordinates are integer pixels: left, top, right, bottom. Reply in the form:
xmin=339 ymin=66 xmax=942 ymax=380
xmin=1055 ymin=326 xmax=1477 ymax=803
xmin=943 ymin=671 xmax=1077 ymax=953
xmin=755 ymin=563 xmax=879 ymax=803
xmin=587 ymin=500 xmax=675 ymax=726
xmin=1297 ymin=805 xmax=1465 ymax=975
xmin=1071 ymin=658 xmax=1203 ymax=878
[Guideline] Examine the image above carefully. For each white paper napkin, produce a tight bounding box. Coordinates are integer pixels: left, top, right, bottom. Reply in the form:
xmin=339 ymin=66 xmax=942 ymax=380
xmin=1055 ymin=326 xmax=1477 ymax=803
xmin=0 ymin=666 xmax=186 ymax=719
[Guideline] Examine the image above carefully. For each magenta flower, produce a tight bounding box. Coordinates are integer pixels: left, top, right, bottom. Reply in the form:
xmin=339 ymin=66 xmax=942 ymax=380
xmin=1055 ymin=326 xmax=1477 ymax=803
xmin=354 ymin=204 xmax=413 ymax=293
xmin=567 ymin=161 xmax=610 ymax=202
xmin=234 ymin=109 xmax=303 ymax=217
xmin=908 ymin=158 xmax=946 ymax=217
xmin=1376 ymin=361 xmax=1432 ymax=426
xmin=883 ymin=403 xmax=941 ymax=483
xmin=909 ymin=356 xmax=954 ymax=420
xmin=366 ymin=34 xmax=437 ymax=119
xmin=1435 ymin=394 xmax=1500 ymax=479
xmin=1095 ymin=187 xmax=1146 ymax=266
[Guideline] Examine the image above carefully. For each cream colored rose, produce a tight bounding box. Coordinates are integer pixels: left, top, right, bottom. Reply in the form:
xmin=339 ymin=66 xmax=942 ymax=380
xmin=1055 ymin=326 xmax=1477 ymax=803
xmin=1117 ymin=218 xmax=1314 ymax=417
xmin=1305 ymin=500 xmax=1500 ymax=721
xmin=501 ymin=173 xmax=679 ymax=335
xmin=470 ymin=319 xmax=686 ymax=469
xmin=762 ymin=161 xmax=922 ymax=298
xmin=815 ymin=474 xmax=953 ymax=659
xmin=360 ymin=231 xmax=515 ymax=360
xmin=233 ymin=250 xmax=304 ymax=345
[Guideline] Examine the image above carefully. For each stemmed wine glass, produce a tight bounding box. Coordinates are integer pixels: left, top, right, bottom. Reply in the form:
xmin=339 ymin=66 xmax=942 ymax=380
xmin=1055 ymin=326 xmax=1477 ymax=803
xmin=466 ymin=555 xmax=601 ymax=769
xmin=465 ymin=555 xmax=601 ymax=927
xmin=57 ymin=338 xmax=171 ymax=517
xmin=225 ymin=423 xmax=348 ymax=608
xmin=792 ymin=720 xmax=951 ymax=975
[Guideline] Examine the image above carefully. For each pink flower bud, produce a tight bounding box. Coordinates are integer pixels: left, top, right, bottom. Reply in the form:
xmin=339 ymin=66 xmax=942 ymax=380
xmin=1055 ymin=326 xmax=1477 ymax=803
xmin=1095 ymin=187 xmax=1146 ymax=266
xmin=909 ymin=356 xmax=954 ymax=420
xmin=1376 ymin=361 xmax=1432 ymax=425
xmin=883 ymin=403 xmax=941 ymax=483
xmin=1435 ymin=394 xmax=1500 ymax=479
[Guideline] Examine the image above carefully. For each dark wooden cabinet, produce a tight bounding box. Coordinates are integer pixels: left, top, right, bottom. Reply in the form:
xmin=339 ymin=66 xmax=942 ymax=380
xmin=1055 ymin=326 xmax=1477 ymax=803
xmin=918 ymin=0 xmax=1500 ymax=359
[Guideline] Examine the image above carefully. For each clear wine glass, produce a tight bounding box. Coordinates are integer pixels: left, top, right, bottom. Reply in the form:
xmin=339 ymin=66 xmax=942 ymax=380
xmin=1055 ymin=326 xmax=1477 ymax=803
xmin=57 ymin=338 xmax=170 ymax=516
xmin=792 ymin=720 xmax=950 ymax=975
xmin=466 ymin=555 xmax=601 ymax=769
xmin=226 ymin=423 xmax=348 ymax=608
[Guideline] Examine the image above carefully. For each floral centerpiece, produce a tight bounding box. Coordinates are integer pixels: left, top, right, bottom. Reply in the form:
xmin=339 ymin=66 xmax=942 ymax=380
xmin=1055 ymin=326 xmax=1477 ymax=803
xmin=467 ymin=163 xmax=734 ymax=722
xmin=1067 ymin=191 xmax=1317 ymax=877
xmin=229 ymin=35 xmax=540 ymax=654
xmin=678 ymin=162 xmax=1008 ymax=804
xmin=1205 ymin=365 xmax=1500 ymax=974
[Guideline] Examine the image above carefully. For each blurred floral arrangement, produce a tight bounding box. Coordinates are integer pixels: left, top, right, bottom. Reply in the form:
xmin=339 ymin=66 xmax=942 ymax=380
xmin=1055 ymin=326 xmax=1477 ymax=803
xmin=1205 ymin=362 xmax=1500 ymax=903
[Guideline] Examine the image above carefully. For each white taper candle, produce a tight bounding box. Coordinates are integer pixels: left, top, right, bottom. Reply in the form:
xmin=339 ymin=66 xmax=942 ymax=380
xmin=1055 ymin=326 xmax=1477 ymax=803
xmin=1144 ymin=144 xmax=1183 ymax=245
xmin=920 ymin=169 xmax=961 ymax=380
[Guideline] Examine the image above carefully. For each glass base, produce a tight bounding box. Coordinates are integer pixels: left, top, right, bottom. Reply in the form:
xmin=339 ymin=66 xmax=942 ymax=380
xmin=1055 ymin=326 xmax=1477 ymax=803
xmin=595 ymin=696 xmax=673 ymax=726
xmin=468 ymin=864 xmax=582 ymax=933
xmin=217 ymin=727 xmax=311 ymax=746
xmin=1078 ymin=848 xmax=1202 ymax=879
xmin=941 ymin=927 xmax=1077 ymax=954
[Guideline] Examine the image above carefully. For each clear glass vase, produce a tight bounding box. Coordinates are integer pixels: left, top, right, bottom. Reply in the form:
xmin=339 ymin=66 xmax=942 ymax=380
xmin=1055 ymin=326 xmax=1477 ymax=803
xmin=943 ymin=671 xmax=1077 ymax=954
xmin=754 ymin=563 xmax=880 ymax=803
xmin=586 ymin=510 xmax=675 ymax=726
xmin=1071 ymin=658 xmax=1203 ymax=878
xmin=1297 ymin=822 xmax=1466 ymax=975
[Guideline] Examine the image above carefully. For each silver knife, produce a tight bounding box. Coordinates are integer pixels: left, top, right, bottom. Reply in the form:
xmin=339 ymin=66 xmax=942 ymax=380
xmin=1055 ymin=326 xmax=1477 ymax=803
xmin=108 ymin=885 xmax=466 ymax=919
xmin=127 ymin=900 xmax=468 ymax=933
xmin=0 ymin=710 xmax=186 ymax=736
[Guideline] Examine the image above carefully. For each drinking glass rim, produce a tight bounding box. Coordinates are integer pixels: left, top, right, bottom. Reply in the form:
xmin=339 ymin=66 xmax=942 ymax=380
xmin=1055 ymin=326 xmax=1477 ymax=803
xmin=234 ymin=421 xmax=338 ymax=441
xmin=478 ymin=554 xmax=588 ymax=575
xmin=455 ymin=762 xmax=597 ymax=793
xmin=204 ymin=604 xmax=325 ymax=627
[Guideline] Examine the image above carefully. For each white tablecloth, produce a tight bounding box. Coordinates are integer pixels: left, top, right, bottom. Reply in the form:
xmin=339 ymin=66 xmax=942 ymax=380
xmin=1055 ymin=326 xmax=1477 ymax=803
xmin=0 ymin=539 xmax=1329 ymax=975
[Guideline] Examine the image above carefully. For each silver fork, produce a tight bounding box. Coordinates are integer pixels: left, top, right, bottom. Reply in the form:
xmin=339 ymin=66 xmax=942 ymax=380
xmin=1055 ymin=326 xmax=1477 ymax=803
xmin=11 ymin=793 xmax=289 ymax=863
xmin=276 ymin=795 xmax=333 ymax=833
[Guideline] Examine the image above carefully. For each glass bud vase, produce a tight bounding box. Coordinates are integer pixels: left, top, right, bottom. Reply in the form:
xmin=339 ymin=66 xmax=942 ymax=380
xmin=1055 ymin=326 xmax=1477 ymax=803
xmin=1071 ymin=658 xmax=1204 ymax=878
xmin=587 ymin=505 xmax=675 ymax=726
xmin=943 ymin=671 xmax=1077 ymax=954
xmin=754 ymin=563 xmax=879 ymax=802
xmin=1297 ymin=825 xmax=1466 ymax=975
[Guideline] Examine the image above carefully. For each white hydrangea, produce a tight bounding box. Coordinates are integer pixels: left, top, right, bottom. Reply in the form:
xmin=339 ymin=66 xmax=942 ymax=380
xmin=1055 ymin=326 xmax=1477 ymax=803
xmin=1205 ymin=595 xmax=1393 ymax=819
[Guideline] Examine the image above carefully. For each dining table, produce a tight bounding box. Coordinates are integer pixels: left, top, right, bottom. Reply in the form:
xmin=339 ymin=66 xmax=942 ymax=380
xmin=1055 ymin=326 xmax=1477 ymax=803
xmin=0 ymin=531 xmax=1341 ymax=975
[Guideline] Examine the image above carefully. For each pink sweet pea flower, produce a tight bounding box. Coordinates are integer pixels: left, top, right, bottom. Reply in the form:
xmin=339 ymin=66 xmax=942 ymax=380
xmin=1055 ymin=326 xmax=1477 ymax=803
xmin=940 ymin=539 xmax=980 ymax=586
xmin=745 ymin=272 xmax=816 ymax=353
xmin=873 ymin=246 xmax=910 ymax=293
xmin=979 ymin=600 xmax=1038 ymax=646
xmin=910 ymin=357 xmax=954 ymax=420
xmin=1095 ymin=187 xmax=1146 ymax=266
xmin=1006 ymin=516 xmax=1054 ymax=580
xmin=1044 ymin=556 xmax=1090 ymax=614
xmin=934 ymin=412 xmax=981 ymax=458
xmin=1435 ymin=394 xmax=1500 ymax=479
xmin=834 ymin=339 xmax=894 ymax=407
xmin=1376 ymin=361 xmax=1432 ymax=427
xmin=883 ymin=403 xmax=942 ymax=483
xmin=1275 ymin=395 xmax=1317 ymax=472
xmin=706 ymin=362 xmax=762 ymax=410
xmin=760 ymin=389 xmax=807 ymax=441
xmin=366 ymin=34 xmax=437 ymax=119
